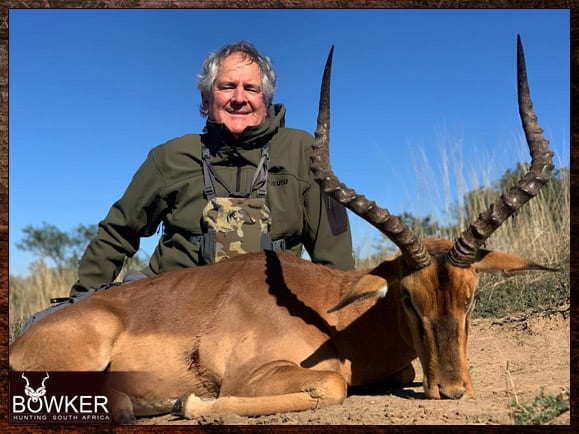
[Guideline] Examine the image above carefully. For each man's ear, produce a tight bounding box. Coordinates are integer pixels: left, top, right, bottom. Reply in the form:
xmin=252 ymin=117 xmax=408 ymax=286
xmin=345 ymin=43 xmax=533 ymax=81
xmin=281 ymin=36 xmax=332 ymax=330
xmin=201 ymin=92 xmax=209 ymax=114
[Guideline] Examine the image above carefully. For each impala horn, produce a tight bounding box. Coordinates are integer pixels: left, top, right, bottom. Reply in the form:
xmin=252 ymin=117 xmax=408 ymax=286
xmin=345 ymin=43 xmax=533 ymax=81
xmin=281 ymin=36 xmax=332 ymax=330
xmin=447 ymin=35 xmax=555 ymax=268
xmin=311 ymin=47 xmax=431 ymax=271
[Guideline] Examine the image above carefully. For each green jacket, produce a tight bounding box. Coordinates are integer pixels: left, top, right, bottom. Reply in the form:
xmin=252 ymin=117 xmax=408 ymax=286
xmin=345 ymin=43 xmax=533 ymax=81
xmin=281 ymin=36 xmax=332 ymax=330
xmin=71 ymin=104 xmax=354 ymax=295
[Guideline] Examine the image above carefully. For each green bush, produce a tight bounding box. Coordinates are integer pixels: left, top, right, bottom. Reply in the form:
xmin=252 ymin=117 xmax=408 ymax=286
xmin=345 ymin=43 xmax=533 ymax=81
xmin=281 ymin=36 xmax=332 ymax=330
xmin=510 ymin=387 xmax=570 ymax=425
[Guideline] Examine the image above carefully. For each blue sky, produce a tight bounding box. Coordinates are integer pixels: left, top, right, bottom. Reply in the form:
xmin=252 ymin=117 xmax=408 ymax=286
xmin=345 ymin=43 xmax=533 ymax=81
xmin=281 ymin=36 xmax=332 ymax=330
xmin=8 ymin=9 xmax=570 ymax=275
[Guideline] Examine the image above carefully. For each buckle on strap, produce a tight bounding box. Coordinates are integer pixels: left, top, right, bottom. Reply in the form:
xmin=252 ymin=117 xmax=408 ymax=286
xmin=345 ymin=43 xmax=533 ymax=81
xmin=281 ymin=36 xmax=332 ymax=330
xmin=272 ymin=238 xmax=286 ymax=251
xmin=190 ymin=235 xmax=204 ymax=248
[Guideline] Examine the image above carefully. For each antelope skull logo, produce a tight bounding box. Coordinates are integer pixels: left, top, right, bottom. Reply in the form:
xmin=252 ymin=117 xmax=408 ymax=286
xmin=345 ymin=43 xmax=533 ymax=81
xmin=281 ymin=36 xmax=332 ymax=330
xmin=21 ymin=372 xmax=50 ymax=402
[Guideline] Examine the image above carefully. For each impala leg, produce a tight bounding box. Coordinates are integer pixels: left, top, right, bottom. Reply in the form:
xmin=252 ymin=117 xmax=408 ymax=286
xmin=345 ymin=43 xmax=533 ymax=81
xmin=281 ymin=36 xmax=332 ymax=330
xmin=108 ymin=388 xmax=137 ymax=425
xmin=390 ymin=363 xmax=416 ymax=386
xmin=173 ymin=361 xmax=347 ymax=418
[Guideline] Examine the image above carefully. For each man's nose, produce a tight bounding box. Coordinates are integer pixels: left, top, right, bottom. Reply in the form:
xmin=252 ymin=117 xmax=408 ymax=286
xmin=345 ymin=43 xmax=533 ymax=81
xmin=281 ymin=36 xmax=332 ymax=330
xmin=231 ymin=86 xmax=247 ymax=102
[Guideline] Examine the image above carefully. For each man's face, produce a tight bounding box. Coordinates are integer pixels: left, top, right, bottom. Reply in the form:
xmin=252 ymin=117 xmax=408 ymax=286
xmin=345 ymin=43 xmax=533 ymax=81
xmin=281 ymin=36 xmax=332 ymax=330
xmin=203 ymin=53 xmax=268 ymax=138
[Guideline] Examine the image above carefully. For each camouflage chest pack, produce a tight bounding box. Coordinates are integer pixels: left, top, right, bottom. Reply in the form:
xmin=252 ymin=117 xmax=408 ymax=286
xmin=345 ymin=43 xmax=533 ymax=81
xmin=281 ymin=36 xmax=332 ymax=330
xmin=198 ymin=143 xmax=282 ymax=264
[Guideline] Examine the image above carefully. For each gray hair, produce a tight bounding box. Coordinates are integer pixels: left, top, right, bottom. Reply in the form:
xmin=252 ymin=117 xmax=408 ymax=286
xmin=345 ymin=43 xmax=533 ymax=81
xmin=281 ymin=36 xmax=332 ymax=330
xmin=196 ymin=41 xmax=276 ymax=116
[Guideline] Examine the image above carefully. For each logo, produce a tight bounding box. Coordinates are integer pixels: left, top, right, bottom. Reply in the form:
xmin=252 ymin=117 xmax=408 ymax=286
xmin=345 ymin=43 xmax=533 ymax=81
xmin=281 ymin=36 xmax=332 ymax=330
xmin=269 ymin=177 xmax=288 ymax=187
xmin=10 ymin=372 xmax=112 ymax=425
xmin=22 ymin=372 xmax=49 ymax=403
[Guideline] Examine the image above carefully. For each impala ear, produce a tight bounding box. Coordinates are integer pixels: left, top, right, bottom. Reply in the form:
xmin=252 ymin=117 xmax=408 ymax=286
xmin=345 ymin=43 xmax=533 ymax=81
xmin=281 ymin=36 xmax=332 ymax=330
xmin=473 ymin=250 xmax=558 ymax=277
xmin=327 ymin=274 xmax=388 ymax=313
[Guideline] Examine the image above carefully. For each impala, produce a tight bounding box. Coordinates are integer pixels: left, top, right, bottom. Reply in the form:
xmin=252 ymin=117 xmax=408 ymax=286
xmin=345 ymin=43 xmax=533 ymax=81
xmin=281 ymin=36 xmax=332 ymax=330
xmin=9 ymin=36 xmax=555 ymax=424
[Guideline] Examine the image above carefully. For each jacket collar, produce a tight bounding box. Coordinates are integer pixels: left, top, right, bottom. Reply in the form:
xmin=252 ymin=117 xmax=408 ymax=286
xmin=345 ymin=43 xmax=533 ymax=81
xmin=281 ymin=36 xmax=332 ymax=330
xmin=202 ymin=104 xmax=286 ymax=154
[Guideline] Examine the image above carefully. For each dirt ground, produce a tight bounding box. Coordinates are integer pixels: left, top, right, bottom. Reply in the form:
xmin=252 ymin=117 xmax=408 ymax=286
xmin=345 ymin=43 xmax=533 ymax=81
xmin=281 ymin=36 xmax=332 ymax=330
xmin=138 ymin=304 xmax=570 ymax=426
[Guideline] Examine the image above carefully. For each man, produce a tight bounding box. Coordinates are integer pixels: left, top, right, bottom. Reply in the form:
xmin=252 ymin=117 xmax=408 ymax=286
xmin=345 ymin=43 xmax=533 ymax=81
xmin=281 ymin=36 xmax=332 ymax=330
xmin=70 ymin=41 xmax=354 ymax=296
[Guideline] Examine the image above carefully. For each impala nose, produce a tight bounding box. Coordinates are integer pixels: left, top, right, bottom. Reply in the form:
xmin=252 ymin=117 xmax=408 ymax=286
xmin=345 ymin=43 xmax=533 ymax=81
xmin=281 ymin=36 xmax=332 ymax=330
xmin=439 ymin=384 xmax=466 ymax=400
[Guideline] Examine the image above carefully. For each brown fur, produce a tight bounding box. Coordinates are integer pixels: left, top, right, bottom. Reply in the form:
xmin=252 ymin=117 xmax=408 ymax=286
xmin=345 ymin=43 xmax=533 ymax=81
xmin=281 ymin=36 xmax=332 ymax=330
xmin=9 ymin=239 xmax=554 ymax=423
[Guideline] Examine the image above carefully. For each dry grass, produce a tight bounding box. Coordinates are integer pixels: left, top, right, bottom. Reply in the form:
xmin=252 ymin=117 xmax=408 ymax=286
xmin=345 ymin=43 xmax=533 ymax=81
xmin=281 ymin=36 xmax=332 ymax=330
xmin=9 ymin=260 xmax=76 ymax=324
xmin=355 ymin=138 xmax=570 ymax=316
xmin=9 ymin=258 xmax=136 ymax=334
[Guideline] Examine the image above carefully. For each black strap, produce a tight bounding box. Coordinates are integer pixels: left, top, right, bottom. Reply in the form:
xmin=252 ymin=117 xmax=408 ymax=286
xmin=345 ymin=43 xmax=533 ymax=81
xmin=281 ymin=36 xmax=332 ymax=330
xmin=271 ymin=238 xmax=286 ymax=251
xmin=250 ymin=145 xmax=269 ymax=200
xmin=190 ymin=233 xmax=287 ymax=252
xmin=202 ymin=146 xmax=230 ymax=199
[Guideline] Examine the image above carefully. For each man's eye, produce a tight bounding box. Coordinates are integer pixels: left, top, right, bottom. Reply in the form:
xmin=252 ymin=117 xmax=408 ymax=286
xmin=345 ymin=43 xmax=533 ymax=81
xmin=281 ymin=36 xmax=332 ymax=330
xmin=217 ymin=83 xmax=234 ymax=90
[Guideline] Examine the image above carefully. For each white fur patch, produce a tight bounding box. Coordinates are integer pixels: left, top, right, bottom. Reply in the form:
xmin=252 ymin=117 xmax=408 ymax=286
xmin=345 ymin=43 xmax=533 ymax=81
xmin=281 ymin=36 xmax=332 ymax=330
xmin=183 ymin=393 xmax=216 ymax=417
xmin=376 ymin=282 xmax=389 ymax=299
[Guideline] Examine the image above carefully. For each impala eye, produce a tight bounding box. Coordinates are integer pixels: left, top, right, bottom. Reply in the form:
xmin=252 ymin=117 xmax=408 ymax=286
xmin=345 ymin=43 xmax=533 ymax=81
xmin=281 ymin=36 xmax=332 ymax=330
xmin=402 ymin=290 xmax=417 ymax=314
xmin=402 ymin=289 xmax=425 ymax=336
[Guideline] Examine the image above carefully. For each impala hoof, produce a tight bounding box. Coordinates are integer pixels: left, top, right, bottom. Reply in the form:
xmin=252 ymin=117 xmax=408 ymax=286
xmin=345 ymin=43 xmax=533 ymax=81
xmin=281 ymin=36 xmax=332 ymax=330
xmin=172 ymin=395 xmax=185 ymax=416
xmin=113 ymin=412 xmax=137 ymax=425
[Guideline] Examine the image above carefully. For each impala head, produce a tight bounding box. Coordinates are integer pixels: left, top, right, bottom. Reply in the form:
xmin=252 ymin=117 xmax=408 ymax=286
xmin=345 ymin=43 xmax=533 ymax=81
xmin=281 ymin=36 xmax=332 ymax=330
xmin=399 ymin=240 xmax=478 ymax=399
xmin=312 ymin=36 xmax=555 ymax=399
